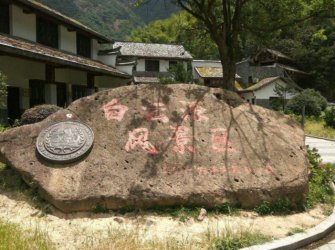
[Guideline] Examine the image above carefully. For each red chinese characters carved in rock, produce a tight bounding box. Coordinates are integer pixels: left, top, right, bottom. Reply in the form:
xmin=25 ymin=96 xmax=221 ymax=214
xmin=142 ymin=103 xmax=169 ymax=123
xmin=179 ymin=101 xmax=209 ymax=122
xmin=211 ymin=128 xmax=234 ymax=152
xmin=101 ymin=99 xmax=129 ymax=122
xmin=124 ymin=128 xmax=159 ymax=154
xmin=170 ymin=126 xmax=194 ymax=154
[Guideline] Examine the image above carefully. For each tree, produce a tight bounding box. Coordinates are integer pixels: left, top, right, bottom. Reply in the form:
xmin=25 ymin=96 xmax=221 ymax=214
xmin=273 ymin=83 xmax=296 ymax=111
xmin=137 ymin=0 xmax=335 ymax=91
xmin=127 ymin=11 xmax=219 ymax=59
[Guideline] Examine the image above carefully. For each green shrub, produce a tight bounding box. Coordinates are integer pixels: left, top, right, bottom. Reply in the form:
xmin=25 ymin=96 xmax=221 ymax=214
xmin=254 ymin=198 xmax=294 ymax=215
xmin=324 ymin=107 xmax=335 ymax=128
xmin=92 ymin=203 xmax=108 ymax=213
xmin=286 ymin=89 xmax=328 ymax=117
xmin=307 ymin=147 xmax=335 ymax=207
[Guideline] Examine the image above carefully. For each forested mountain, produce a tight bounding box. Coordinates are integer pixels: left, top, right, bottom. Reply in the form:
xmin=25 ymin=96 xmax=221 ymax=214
xmin=40 ymin=0 xmax=179 ymax=39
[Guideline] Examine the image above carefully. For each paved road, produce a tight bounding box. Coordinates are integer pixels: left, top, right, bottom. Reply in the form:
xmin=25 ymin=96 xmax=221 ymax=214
xmin=305 ymin=136 xmax=335 ymax=164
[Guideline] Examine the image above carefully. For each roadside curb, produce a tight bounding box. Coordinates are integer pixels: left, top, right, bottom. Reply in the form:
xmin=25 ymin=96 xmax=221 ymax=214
xmin=305 ymin=135 xmax=335 ymax=142
xmin=241 ymin=207 xmax=335 ymax=250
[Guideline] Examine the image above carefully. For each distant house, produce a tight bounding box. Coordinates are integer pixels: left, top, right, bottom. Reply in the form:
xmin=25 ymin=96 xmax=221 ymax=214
xmin=192 ymin=60 xmax=242 ymax=88
xmin=238 ymin=76 xmax=302 ymax=108
xmin=236 ymin=49 xmax=308 ymax=87
xmin=112 ymin=42 xmax=193 ymax=84
xmin=0 ymin=0 xmax=131 ymax=123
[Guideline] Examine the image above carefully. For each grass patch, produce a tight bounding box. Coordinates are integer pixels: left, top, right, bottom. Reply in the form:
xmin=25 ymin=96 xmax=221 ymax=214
xmin=288 ymin=113 xmax=335 ymax=139
xmin=91 ymin=225 xmax=271 ymax=250
xmin=0 ymin=220 xmax=53 ymax=250
xmin=304 ymin=118 xmax=335 ymax=139
xmin=286 ymin=227 xmax=305 ymax=236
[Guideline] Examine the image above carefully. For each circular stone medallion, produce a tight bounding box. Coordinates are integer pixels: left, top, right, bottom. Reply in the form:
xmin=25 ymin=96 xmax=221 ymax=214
xmin=36 ymin=121 xmax=94 ymax=163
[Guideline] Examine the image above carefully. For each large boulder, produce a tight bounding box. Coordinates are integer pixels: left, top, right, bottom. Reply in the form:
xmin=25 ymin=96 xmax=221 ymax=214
xmin=0 ymin=84 xmax=309 ymax=212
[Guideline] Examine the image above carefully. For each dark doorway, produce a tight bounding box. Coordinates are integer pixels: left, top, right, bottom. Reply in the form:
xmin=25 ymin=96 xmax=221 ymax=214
xmin=7 ymin=86 xmax=21 ymax=125
xmin=30 ymin=80 xmax=45 ymax=107
xmin=56 ymin=82 xmax=67 ymax=107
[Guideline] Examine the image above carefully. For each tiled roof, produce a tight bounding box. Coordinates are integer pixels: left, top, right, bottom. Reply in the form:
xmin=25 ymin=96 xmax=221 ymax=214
xmin=276 ymin=63 xmax=308 ymax=75
xmin=15 ymin=0 xmax=112 ymax=43
xmin=113 ymin=42 xmax=193 ymax=60
xmin=265 ymin=49 xmax=292 ymax=60
xmin=239 ymin=76 xmax=302 ymax=92
xmin=195 ymin=67 xmax=241 ymax=79
xmin=0 ymin=34 xmax=129 ymax=78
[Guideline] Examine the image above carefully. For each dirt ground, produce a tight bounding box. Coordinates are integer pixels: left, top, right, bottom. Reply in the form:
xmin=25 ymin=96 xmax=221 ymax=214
xmin=0 ymin=188 xmax=331 ymax=250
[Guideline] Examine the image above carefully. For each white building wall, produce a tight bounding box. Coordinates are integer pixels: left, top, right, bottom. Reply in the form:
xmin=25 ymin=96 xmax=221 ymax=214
xmin=116 ymin=65 xmax=133 ymax=75
xmin=255 ymin=80 xmax=296 ymax=99
xmin=11 ymin=5 xmax=36 ymax=41
xmin=92 ymin=39 xmax=99 ymax=60
xmin=136 ymin=59 xmax=146 ymax=72
xmin=59 ymin=25 xmax=76 ymax=54
xmin=159 ymin=60 xmax=169 ymax=72
xmin=98 ymin=54 xmax=117 ymax=67
xmin=0 ymin=56 xmax=45 ymax=109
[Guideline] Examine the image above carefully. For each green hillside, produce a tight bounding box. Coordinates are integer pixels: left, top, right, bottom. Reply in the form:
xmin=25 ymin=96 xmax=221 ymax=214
xmin=40 ymin=0 xmax=179 ymax=40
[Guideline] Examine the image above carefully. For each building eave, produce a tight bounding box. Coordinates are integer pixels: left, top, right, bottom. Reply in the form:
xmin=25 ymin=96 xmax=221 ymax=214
xmin=0 ymin=34 xmax=129 ymax=78
xmin=14 ymin=0 xmax=113 ymax=43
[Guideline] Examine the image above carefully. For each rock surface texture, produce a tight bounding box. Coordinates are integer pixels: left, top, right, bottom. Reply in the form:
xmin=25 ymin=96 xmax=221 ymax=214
xmin=0 ymin=84 xmax=309 ymax=212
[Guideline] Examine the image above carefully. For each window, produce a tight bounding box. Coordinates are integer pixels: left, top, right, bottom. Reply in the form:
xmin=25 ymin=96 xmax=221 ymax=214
xmin=77 ymin=33 xmax=91 ymax=58
xmin=56 ymin=83 xmax=67 ymax=107
xmin=0 ymin=3 xmax=9 ymax=34
xmin=29 ymin=80 xmax=45 ymax=107
xmin=72 ymin=85 xmax=87 ymax=101
xmin=36 ymin=17 xmax=59 ymax=48
xmin=145 ymin=60 xmax=160 ymax=72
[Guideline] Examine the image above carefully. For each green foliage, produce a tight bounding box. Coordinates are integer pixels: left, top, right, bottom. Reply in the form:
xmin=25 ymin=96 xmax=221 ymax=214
xmin=0 ymin=71 xmax=7 ymax=108
xmin=324 ymin=106 xmax=335 ymax=128
xmin=253 ymin=198 xmax=296 ymax=215
xmin=307 ymin=148 xmax=335 ymax=208
xmin=273 ymin=84 xmax=296 ymax=111
xmin=286 ymin=89 xmax=328 ymax=116
xmin=127 ymin=11 xmax=219 ymax=60
xmin=160 ymin=62 xmax=192 ymax=84
xmin=92 ymin=203 xmax=109 ymax=213
xmin=0 ymin=220 xmax=53 ymax=250
xmin=211 ymin=231 xmax=271 ymax=250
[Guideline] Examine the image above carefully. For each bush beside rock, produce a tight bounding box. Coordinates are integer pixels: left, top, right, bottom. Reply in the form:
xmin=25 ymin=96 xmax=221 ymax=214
xmin=20 ymin=105 xmax=63 ymax=125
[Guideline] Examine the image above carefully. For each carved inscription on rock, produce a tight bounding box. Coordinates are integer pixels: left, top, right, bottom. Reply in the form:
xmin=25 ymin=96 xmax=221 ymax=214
xmin=36 ymin=121 xmax=94 ymax=163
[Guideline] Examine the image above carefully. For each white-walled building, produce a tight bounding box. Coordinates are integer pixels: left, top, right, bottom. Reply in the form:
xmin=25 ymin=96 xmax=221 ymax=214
xmin=0 ymin=0 xmax=130 ymax=123
xmin=112 ymin=42 xmax=193 ymax=84
xmin=238 ymin=76 xmax=301 ymax=108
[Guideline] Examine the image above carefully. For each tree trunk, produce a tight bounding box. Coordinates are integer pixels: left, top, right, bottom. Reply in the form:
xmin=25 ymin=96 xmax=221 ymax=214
xmin=217 ymin=39 xmax=236 ymax=91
